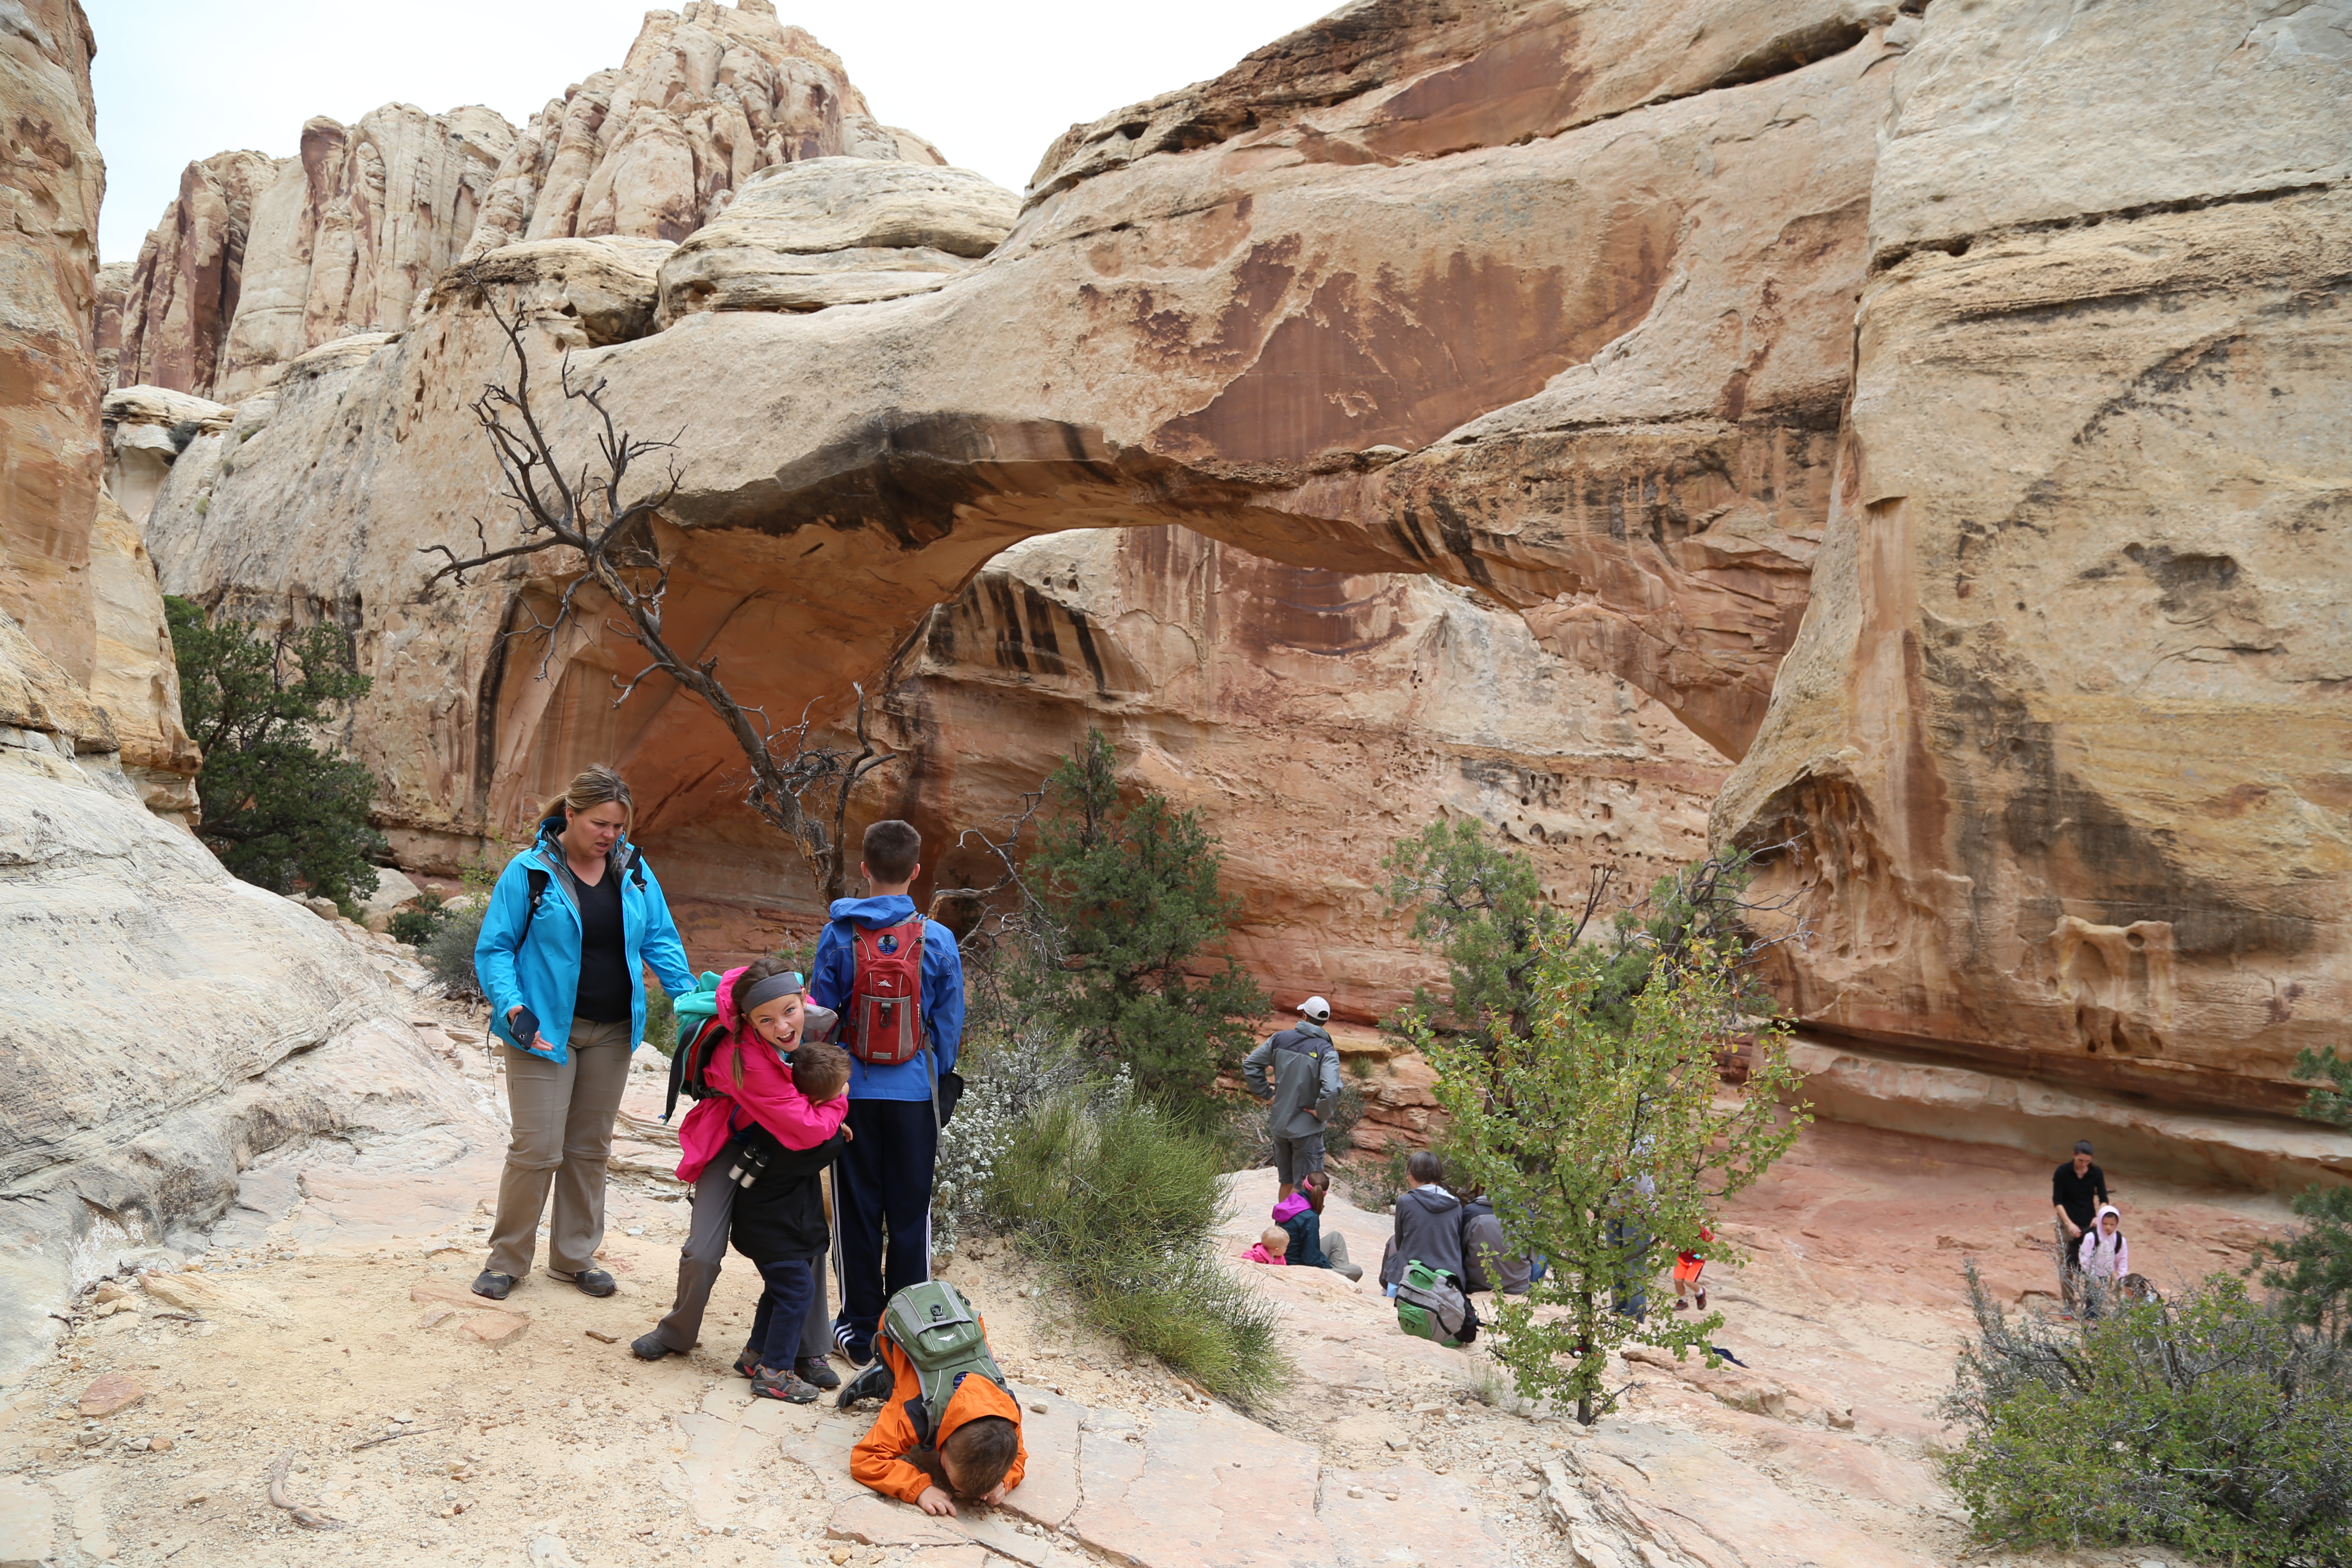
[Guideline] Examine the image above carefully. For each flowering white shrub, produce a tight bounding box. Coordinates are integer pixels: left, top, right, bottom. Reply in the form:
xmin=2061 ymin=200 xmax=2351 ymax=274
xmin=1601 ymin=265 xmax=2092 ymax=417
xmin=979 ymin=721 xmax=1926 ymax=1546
xmin=932 ymin=1072 xmax=1016 ymax=1259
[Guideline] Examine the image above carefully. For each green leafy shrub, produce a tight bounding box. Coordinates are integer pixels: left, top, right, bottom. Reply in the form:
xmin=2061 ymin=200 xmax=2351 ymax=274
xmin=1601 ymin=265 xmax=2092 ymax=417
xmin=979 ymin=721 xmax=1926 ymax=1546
xmin=389 ymin=890 xmax=449 ymax=947
xmin=985 ymin=1076 xmax=1289 ymax=1404
xmin=1943 ymin=1268 xmax=2352 ymax=1564
xmin=2252 ymin=1045 xmax=2352 ymax=1346
xmin=166 ymin=596 xmax=384 ymax=909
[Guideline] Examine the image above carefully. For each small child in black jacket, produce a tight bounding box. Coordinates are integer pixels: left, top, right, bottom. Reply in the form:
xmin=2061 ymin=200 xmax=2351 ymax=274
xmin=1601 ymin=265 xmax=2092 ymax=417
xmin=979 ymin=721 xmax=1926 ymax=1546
xmin=729 ymin=1039 xmax=852 ymax=1403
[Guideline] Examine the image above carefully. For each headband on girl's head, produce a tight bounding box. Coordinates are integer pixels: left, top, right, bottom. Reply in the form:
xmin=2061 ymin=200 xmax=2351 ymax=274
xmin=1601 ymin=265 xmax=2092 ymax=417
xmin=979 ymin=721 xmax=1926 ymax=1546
xmin=740 ymin=972 xmax=805 ymax=1011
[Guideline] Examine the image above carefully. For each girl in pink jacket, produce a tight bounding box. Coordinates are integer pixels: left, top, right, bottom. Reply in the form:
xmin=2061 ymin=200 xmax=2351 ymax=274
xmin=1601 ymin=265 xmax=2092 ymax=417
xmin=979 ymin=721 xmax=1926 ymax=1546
xmin=632 ymin=954 xmax=847 ymax=1379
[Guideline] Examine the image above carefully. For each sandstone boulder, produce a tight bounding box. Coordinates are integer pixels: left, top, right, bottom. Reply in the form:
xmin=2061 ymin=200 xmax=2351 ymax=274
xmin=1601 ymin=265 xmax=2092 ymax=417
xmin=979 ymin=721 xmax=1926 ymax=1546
xmin=433 ymin=236 xmax=674 ymax=348
xmin=656 ymin=158 xmax=1016 ymax=321
xmin=101 ymin=384 xmax=232 ymax=526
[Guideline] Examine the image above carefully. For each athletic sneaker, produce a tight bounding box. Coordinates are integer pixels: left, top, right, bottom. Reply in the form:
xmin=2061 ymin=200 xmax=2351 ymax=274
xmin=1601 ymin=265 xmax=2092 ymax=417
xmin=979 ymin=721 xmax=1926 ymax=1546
xmin=796 ymin=1356 xmax=841 ymax=1390
xmin=749 ymin=1367 xmax=820 ymax=1404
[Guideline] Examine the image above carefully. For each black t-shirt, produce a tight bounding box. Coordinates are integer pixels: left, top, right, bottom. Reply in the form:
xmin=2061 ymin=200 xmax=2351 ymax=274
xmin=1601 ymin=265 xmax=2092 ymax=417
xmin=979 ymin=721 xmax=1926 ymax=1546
xmin=570 ymin=867 xmax=633 ymax=1024
xmin=2052 ymin=1161 xmax=2109 ymax=1230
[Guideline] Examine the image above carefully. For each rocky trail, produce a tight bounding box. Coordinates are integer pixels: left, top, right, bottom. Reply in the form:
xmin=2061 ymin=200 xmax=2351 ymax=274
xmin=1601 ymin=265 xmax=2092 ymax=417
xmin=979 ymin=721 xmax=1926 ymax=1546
xmin=0 ymin=1029 xmax=2298 ymax=1568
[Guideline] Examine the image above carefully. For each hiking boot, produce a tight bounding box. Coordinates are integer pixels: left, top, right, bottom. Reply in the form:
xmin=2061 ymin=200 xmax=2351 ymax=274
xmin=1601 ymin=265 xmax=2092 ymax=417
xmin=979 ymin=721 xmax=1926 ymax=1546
xmin=838 ymin=1361 xmax=893 ymax=1409
xmin=471 ymin=1270 xmax=515 ymax=1301
xmin=567 ymin=1268 xmax=618 ymax=1298
xmin=733 ymin=1348 xmax=761 ymax=1380
xmin=795 ymin=1356 xmax=841 ymax=1391
xmin=749 ymin=1366 xmax=820 ymax=1404
xmin=631 ymin=1333 xmax=680 ymax=1362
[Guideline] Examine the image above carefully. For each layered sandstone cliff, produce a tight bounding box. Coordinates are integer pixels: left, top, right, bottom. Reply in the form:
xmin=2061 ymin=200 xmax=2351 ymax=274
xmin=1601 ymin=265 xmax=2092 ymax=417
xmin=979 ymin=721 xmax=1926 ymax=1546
xmin=1713 ymin=0 xmax=2352 ymax=1118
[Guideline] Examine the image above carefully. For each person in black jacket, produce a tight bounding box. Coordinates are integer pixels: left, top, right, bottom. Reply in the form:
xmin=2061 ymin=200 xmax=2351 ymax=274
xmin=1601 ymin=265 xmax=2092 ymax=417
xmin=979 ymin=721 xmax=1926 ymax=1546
xmin=2051 ymin=1140 xmax=2111 ymax=1277
xmin=730 ymin=1041 xmax=853 ymax=1403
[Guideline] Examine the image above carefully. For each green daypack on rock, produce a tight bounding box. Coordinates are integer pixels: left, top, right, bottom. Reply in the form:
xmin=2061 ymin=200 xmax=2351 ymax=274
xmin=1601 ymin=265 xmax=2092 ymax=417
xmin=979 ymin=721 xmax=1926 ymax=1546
xmin=1395 ymin=1257 xmax=1467 ymax=1348
xmin=880 ymin=1280 xmax=1011 ymax=1446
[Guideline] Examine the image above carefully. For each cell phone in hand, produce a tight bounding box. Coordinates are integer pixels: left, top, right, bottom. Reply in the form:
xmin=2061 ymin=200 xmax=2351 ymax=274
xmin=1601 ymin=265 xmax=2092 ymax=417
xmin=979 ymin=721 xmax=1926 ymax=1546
xmin=511 ymin=1007 xmax=541 ymax=1048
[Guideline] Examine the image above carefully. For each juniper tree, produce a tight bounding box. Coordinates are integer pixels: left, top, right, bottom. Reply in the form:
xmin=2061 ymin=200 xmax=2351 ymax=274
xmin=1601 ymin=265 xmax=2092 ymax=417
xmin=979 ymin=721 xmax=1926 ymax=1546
xmin=1021 ymin=729 xmax=1265 ymax=1099
xmin=2253 ymin=1045 xmax=2352 ymax=1344
xmin=165 ymin=596 xmax=385 ymax=911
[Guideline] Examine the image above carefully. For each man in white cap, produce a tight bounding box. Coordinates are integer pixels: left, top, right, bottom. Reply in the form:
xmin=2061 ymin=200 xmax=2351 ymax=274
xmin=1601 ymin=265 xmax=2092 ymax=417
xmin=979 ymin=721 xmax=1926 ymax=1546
xmin=1244 ymin=996 xmax=1344 ymax=1200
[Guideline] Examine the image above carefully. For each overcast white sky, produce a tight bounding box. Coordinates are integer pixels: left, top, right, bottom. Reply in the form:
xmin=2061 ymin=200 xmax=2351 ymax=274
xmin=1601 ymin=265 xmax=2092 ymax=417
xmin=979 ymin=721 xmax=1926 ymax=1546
xmin=89 ymin=0 xmax=1341 ymax=264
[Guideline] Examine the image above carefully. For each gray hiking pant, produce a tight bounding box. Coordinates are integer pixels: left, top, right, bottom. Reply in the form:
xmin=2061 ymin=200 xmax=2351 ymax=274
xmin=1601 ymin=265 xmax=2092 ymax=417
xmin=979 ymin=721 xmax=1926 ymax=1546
xmin=652 ymin=1162 xmax=831 ymax=1357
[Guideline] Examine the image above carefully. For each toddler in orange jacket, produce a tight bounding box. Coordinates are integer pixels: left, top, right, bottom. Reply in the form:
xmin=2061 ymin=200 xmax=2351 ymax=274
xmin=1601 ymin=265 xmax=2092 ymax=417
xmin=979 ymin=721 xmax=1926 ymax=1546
xmin=849 ymin=1313 xmax=1026 ymax=1518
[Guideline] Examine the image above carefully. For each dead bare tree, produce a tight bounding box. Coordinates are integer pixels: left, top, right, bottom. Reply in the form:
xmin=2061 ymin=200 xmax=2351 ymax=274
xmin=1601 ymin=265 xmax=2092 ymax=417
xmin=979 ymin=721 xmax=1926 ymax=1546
xmin=419 ymin=267 xmax=896 ymax=900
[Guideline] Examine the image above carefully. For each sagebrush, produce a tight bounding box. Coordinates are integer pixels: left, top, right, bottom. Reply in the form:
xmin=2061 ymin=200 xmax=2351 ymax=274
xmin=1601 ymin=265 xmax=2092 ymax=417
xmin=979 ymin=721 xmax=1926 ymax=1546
xmin=1943 ymin=1268 xmax=2352 ymax=1564
xmin=984 ymin=1076 xmax=1289 ymax=1404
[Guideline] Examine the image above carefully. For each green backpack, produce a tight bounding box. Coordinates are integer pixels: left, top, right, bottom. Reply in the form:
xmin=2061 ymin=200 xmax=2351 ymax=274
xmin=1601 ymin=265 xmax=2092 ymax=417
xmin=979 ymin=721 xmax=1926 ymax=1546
xmin=1394 ymin=1258 xmax=1467 ymax=1348
xmin=881 ymin=1280 xmax=1012 ymax=1446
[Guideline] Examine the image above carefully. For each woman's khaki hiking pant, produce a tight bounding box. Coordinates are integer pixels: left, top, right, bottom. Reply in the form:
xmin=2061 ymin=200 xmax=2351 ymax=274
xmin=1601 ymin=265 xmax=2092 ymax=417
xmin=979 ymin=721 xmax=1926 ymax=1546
xmin=486 ymin=1020 xmax=632 ymax=1279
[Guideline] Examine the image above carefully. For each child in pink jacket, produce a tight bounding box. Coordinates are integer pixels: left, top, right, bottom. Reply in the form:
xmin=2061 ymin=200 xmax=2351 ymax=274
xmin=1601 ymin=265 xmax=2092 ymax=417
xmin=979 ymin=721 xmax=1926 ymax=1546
xmin=633 ymin=954 xmax=847 ymax=1381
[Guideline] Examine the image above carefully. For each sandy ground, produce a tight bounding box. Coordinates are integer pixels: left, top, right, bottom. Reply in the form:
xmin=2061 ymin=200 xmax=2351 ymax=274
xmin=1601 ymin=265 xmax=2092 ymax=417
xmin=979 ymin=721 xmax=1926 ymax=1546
xmin=0 ymin=1029 xmax=2301 ymax=1568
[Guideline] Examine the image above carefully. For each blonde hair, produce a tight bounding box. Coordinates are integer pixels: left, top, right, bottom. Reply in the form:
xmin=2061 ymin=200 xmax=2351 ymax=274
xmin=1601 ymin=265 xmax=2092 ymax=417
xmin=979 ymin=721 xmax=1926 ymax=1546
xmin=1261 ymin=1226 xmax=1290 ymax=1253
xmin=554 ymin=764 xmax=634 ymax=834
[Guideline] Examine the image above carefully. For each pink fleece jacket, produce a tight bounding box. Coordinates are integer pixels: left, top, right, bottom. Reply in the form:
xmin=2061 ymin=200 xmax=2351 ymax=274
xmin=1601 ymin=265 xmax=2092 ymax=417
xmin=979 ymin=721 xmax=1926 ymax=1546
xmin=1242 ymin=1243 xmax=1287 ymax=1266
xmin=675 ymin=965 xmax=848 ymax=1184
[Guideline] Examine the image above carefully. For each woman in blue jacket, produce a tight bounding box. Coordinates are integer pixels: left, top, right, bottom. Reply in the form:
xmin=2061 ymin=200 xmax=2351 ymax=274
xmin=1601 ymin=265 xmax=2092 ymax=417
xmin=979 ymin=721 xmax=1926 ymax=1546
xmin=472 ymin=765 xmax=695 ymax=1301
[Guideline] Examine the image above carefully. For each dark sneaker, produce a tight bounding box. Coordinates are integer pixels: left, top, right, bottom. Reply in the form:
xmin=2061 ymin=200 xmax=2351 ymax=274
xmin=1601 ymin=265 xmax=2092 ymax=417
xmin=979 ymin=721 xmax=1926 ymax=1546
xmin=837 ymin=1361 xmax=893 ymax=1409
xmin=749 ymin=1367 xmax=820 ymax=1404
xmin=569 ymin=1269 xmax=618 ymax=1298
xmin=796 ymin=1356 xmax=841 ymax=1390
xmin=631 ymin=1333 xmax=679 ymax=1362
xmin=733 ymin=1348 xmax=761 ymax=1380
xmin=1696 ymin=1289 xmax=1707 ymax=1311
xmin=471 ymin=1270 xmax=515 ymax=1301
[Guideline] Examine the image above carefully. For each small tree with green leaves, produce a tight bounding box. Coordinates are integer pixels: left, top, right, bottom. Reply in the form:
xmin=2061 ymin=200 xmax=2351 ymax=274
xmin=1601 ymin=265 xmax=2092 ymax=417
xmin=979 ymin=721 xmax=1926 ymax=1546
xmin=2253 ymin=1045 xmax=2352 ymax=1344
xmin=165 ymin=596 xmax=384 ymax=911
xmin=1418 ymin=940 xmax=1807 ymax=1424
xmin=1021 ymin=729 xmax=1265 ymax=1100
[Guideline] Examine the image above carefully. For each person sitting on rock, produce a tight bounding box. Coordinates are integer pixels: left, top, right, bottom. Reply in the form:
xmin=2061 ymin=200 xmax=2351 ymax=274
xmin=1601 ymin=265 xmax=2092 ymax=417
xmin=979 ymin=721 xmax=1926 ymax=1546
xmin=1274 ymin=1170 xmax=1363 ymax=1281
xmin=1379 ymin=1151 xmax=1479 ymax=1343
xmin=1459 ymin=1187 xmax=1534 ymax=1300
xmin=725 ymin=1037 xmax=855 ymax=1402
xmin=1242 ymin=1225 xmax=1291 ymax=1266
xmin=844 ymin=1283 xmax=1026 ymax=1519
xmin=1243 ymin=997 xmax=1342 ymax=1202
xmin=632 ymin=956 xmax=845 ymax=1393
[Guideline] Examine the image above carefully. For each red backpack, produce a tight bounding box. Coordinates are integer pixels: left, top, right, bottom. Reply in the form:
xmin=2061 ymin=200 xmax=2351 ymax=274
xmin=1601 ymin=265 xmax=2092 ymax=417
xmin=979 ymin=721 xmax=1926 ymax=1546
xmin=848 ymin=916 xmax=928 ymax=1066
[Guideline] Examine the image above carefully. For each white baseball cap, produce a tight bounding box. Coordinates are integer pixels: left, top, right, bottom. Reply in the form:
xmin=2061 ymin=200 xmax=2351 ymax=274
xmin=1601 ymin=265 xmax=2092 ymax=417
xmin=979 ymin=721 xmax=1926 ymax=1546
xmin=1297 ymin=996 xmax=1332 ymax=1021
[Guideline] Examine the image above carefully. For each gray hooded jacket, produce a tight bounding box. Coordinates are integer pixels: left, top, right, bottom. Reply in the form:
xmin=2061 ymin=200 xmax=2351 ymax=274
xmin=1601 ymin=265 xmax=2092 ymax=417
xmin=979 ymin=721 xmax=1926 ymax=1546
xmin=1243 ymin=1021 xmax=1341 ymax=1139
xmin=1381 ymin=1183 xmax=1467 ymax=1287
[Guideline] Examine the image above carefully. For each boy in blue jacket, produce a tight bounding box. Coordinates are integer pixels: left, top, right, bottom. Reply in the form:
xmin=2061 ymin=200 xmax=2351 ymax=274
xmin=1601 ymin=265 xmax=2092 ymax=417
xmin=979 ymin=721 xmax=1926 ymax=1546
xmin=808 ymin=820 xmax=965 ymax=1364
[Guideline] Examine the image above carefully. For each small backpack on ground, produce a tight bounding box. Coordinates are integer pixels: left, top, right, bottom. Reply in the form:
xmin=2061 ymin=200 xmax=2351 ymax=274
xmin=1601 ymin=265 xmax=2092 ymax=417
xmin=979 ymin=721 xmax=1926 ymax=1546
xmin=879 ymin=1280 xmax=1012 ymax=1446
xmin=848 ymin=916 xmax=928 ymax=1066
xmin=1395 ymin=1258 xmax=1467 ymax=1348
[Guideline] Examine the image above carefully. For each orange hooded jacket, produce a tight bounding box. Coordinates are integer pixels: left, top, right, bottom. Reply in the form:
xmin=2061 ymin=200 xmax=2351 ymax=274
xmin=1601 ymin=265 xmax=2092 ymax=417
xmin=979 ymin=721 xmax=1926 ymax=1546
xmin=849 ymin=1313 xmax=1028 ymax=1504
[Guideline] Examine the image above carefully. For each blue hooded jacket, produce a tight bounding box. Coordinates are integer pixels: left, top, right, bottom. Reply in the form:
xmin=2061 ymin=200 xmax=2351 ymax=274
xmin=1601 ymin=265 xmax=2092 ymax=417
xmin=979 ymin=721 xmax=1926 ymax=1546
xmin=474 ymin=818 xmax=697 ymax=1065
xmin=808 ymin=894 xmax=965 ymax=1102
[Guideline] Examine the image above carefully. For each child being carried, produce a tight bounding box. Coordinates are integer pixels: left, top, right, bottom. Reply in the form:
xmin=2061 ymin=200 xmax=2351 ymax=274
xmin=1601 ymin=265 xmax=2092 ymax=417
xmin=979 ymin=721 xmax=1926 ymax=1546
xmin=725 ymin=1037 xmax=854 ymax=1402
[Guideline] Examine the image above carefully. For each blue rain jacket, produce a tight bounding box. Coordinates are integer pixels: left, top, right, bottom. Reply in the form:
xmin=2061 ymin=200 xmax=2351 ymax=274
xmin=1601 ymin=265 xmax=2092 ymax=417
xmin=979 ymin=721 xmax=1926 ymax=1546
xmin=474 ymin=819 xmax=696 ymax=1065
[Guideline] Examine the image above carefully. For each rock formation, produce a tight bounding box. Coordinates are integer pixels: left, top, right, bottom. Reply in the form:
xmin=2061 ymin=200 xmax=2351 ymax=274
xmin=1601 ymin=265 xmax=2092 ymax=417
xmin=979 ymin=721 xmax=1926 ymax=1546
xmin=101 ymin=2 xmax=955 ymax=402
xmin=106 ymin=148 xmax=279 ymax=397
xmin=1713 ymin=0 xmax=2352 ymax=1118
xmin=0 ymin=0 xmax=481 ymax=1378
xmin=459 ymin=0 xmax=944 ymax=263
xmin=131 ymin=0 xmax=2352 ymax=1120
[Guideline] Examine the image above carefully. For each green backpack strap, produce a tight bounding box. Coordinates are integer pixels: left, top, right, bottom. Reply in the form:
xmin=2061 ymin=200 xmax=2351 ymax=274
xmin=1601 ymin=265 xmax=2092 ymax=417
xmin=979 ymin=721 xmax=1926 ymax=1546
xmin=881 ymin=1281 xmax=1009 ymax=1446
